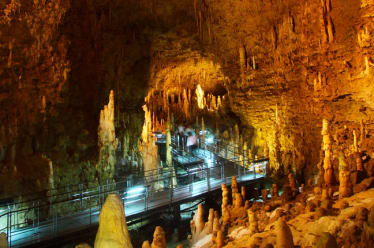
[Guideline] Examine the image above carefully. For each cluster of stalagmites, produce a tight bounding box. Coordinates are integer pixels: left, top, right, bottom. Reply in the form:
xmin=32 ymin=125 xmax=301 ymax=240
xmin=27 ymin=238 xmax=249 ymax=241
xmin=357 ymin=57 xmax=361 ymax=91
xmin=188 ymin=164 xmax=374 ymax=247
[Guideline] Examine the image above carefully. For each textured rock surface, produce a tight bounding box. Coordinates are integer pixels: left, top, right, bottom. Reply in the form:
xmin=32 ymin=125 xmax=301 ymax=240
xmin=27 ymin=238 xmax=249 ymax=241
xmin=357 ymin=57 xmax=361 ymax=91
xmin=94 ymin=194 xmax=133 ymax=248
xmin=2 ymin=0 xmax=374 ymax=215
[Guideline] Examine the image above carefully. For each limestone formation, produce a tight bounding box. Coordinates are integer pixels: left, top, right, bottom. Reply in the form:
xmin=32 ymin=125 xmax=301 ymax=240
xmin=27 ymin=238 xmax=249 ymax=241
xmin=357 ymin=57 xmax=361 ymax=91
xmin=338 ymin=151 xmax=352 ymax=198
xmin=231 ymin=176 xmax=238 ymax=196
xmin=150 ymin=226 xmax=166 ymax=248
xmin=270 ymin=184 xmax=279 ymax=199
xmin=142 ymin=241 xmax=151 ymax=248
xmin=248 ymin=209 xmax=259 ymax=234
xmin=75 ymin=244 xmax=91 ymax=248
xmin=190 ymin=204 xmax=205 ymax=244
xmin=0 ymin=233 xmax=7 ymax=248
xmin=94 ymin=194 xmax=133 ymax=248
xmin=241 ymin=186 xmax=246 ymax=200
xmin=261 ymin=189 xmax=268 ymax=201
xmin=288 ymin=173 xmax=296 ymax=191
xmin=213 ymin=230 xmax=224 ymax=248
xmin=141 ymin=135 xmax=163 ymax=191
xmin=97 ymin=90 xmax=118 ymax=181
xmin=275 ymin=218 xmax=294 ymax=248
xmin=189 ymin=204 xmax=215 ymax=245
xmin=316 ymin=232 xmax=338 ymax=248
xmin=321 ymin=119 xmax=334 ymax=187
xmin=221 ymin=184 xmax=230 ymax=225
xmin=196 ymin=84 xmax=205 ymax=109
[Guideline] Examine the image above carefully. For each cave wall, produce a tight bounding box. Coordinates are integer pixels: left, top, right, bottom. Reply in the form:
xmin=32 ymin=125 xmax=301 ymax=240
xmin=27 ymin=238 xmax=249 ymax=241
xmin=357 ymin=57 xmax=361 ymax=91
xmin=184 ymin=0 xmax=374 ymax=182
xmin=1 ymin=0 xmax=374 ymax=196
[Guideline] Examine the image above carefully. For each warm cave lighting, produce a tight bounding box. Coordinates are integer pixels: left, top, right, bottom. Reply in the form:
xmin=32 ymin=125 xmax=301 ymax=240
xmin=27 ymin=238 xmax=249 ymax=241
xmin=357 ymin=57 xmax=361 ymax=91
xmin=4 ymin=0 xmax=374 ymax=247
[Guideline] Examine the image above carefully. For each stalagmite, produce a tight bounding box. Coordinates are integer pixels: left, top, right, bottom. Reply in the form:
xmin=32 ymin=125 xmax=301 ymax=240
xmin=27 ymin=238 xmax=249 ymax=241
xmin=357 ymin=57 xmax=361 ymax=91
xmin=142 ymin=104 xmax=152 ymax=143
xmin=248 ymin=209 xmax=258 ymax=234
xmin=217 ymin=96 xmax=222 ymax=109
xmin=0 ymin=233 xmax=8 ymax=248
xmin=213 ymin=231 xmax=224 ymax=248
xmin=241 ymin=186 xmax=246 ymax=200
xmin=288 ymin=173 xmax=297 ymax=194
xmin=151 ymin=226 xmax=166 ymax=248
xmin=353 ymin=130 xmax=364 ymax=171
xmin=141 ymin=135 xmax=162 ymax=191
xmin=142 ymin=241 xmax=151 ymax=248
xmin=270 ymin=184 xmax=279 ymax=199
xmin=183 ymin=89 xmax=190 ymax=119
xmin=275 ymin=218 xmax=294 ymax=248
xmin=338 ymin=151 xmax=352 ymax=198
xmin=206 ymin=208 xmax=214 ymax=233
xmin=262 ymin=189 xmax=268 ymax=201
xmin=221 ymin=184 xmax=230 ymax=225
xmin=231 ymin=176 xmax=238 ymax=196
xmin=196 ymin=84 xmax=205 ymax=109
xmin=94 ymin=194 xmax=133 ymax=248
xmin=321 ymin=119 xmax=333 ymax=187
xmin=189 ymin=204 xmax=205 ymax=244
xmin=97 ymin=90 xmax=118 ymax=180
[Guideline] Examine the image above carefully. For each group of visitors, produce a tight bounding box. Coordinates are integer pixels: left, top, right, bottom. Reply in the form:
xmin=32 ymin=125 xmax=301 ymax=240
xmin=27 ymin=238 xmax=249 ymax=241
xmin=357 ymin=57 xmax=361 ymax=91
xmin=177 ymin=124 xmax=199 ymax=154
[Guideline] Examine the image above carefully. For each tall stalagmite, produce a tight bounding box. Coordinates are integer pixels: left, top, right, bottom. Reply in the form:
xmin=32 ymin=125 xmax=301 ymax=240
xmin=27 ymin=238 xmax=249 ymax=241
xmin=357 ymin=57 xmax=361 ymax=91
xmin=94 ymin=194 xmax=133 ymax=248
xmin=97 ymin=90 xmax=118 ymax=182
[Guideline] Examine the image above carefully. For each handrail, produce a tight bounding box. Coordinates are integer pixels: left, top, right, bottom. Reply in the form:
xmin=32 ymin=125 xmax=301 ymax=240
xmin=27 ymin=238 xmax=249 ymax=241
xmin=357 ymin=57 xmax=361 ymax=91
xmin=1 ymin=136 xmax=268 ymax=248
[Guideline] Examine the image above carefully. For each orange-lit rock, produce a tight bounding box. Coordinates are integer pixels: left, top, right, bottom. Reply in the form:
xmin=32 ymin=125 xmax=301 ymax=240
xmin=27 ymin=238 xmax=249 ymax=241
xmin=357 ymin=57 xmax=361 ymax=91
xmin=94 ymin=194 xmax=133 ymax=248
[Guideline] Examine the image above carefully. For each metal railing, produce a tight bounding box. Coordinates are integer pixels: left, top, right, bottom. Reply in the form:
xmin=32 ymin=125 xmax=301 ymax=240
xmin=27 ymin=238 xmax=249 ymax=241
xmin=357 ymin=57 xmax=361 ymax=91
xmin=0 ymin=135 xmax=268 ymax=247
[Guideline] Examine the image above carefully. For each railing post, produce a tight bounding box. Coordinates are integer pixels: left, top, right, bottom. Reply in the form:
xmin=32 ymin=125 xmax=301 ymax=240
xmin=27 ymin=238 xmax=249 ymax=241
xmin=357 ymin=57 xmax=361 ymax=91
xmin=9 ymin=209 xmax=11 ymax=247
xmin=7 ymin=207 xmax=9 ymax=247
xmin=207 ymin=168 xmax=210 ymax=191
xmin=80 ymin=184 xmax=83 ymax=209
xmin=254 ymin=163 xmax=257 ymax=178
xmin=188 ymin=171 xmax=192 ymax=193
xmin=221 ymin=162 xmax=224 ymax=180
xmin=89 ymin=196 xmax=92 ymax=225
xmin=169 ymin=176 xmax=173 ymax=203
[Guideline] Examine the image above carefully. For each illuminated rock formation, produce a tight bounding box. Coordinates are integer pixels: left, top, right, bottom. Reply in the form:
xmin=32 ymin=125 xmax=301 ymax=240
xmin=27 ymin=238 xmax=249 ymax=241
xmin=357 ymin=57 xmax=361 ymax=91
xmin=221 ymin=184 xmax=230 ymax=226
xmin=142 ymin=241 xmax=151 ymax=248
xmin=189 ymin=204 xmax=215 ymax=246
xmin=151 ymin=226 xmax=166 ymax=248
xmin=270 ymin=184 xmax=279 ymax=199
xmin=213 ymin=231 xmax=224 ymax=248
xmin=321 ymin=119 xmax=334 ymax=187
xmin=141 ymin=135 xmax=163 ymax=191
xmin=0 ymin=233 xmax=7 ymax=248
xmin=338 ymin=151 xmax=352 ymax=199
xmin=97 ymin=90 xmax=118 ymax=181
xmin=247 ymin=209 xmax=258 ymax=234
xmin=196 ymin=84 xmax=205 ymax=109
xmin=94 ymin=194 xmax=133 ymax=248
xmin=275 ymin=218 xmax=294 ymax=248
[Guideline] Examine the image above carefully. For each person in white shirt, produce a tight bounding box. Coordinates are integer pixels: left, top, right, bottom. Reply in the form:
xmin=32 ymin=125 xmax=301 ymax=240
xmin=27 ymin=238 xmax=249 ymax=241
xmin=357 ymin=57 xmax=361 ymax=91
xmin=186 ymin=132 xmax=198 ymax=154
